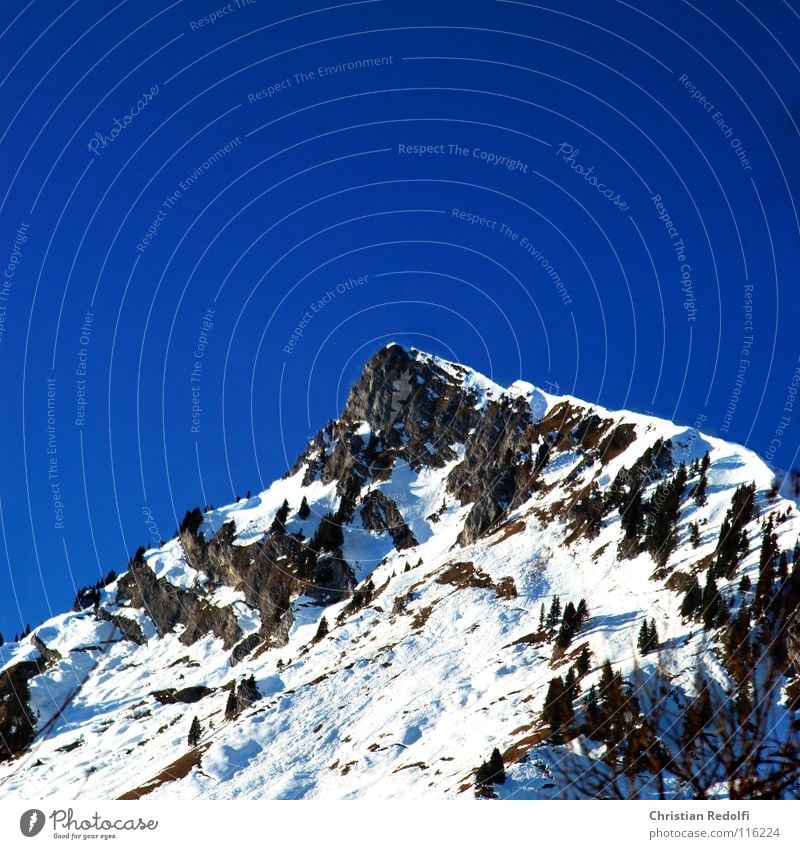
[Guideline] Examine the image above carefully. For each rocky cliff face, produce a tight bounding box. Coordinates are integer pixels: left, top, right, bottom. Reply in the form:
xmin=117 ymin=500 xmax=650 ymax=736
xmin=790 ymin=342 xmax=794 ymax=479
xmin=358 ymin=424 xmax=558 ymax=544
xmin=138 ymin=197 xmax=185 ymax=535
xmin=1 ymin=345 xmax=798 ymax=800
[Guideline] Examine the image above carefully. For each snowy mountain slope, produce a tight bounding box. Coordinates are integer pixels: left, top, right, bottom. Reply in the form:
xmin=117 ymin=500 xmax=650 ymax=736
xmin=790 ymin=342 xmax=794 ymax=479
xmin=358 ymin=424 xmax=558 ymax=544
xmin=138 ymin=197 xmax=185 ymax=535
xmin=1 ymin=344 xmax=798 ymax=800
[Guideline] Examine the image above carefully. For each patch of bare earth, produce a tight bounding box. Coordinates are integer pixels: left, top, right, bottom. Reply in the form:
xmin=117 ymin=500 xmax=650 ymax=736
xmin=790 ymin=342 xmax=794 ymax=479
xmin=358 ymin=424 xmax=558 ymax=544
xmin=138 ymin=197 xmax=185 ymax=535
xmin=117 ymin=743 xmax=209 ymax=799
xmin=490 ymin=519 xmax=526 ymax=545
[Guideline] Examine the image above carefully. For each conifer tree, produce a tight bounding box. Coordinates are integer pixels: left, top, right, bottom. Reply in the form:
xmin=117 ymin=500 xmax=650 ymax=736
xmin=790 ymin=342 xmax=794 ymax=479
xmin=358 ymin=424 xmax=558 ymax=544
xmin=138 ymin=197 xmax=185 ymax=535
xmin=270 ymin=499 xmax=290 ymax=534
xmin=314 ymin=616 xmax=329 ymax=642
xmin=778 ymin=551 xmax=789 ymax=583
xmin=619 ymin=486 xmax=645 ymax=557
xmin=311 ymin=513 xmax=344 ymax=553
xmin=786 ymin=552 xmax=800 ymax=613
xmin=224 ymin=689 xmax=238 ymax=721
xmin=584 ymin=684 xmax=601 ymax=735
xmin=724 ymin=604 xmax=752 ymax=682
xmin=754 ymin=516 xmax=778 ymax=615
xmin=575 ymin=644 xmax=591 ymax=677
xmin=644 ymin=464 xmax=687 ymax=566
xmin=543 ymin=676 xmax=574 ymax=741
xmin=475 ymin=747 xmax=506 ymax=795
xmin=556 ymin=601 xmax=578 ymax=649
xmin=188 ymin=715 xmax=202 ymax=747
xmin=681 ymin=574 xmax=702 ymax=619
xmin=546 ymin=595 xmax=562 ymax=630
xmin=638 ymin=620 xmax=651 ymax=655
xmin=713 ymin=483 xmax=756 ymax=579
xmin=701 ymin=571 xmax=721 ymax=629
xmin=564 ymin=666 xmax=580 ymax=700
xmin=694 ymin=452 xmax=710 ymax=506
xmin=638 ymin=619 xmax=659 ymax=655
xmin=298 ymin=496 xmax=311 ymax=520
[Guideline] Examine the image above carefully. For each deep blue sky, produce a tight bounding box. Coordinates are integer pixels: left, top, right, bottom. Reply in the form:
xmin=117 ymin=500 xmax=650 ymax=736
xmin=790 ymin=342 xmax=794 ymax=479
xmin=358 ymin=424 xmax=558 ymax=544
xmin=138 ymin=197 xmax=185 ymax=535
xmin=1 ymin=0 xmax=798 ymax=633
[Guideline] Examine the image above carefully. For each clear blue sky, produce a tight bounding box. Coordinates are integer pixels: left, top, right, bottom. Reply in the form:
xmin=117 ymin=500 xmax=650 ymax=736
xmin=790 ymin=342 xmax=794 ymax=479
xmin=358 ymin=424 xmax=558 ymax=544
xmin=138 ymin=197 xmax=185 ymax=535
xmin=1 ymin=0 xmax=799 ymax=633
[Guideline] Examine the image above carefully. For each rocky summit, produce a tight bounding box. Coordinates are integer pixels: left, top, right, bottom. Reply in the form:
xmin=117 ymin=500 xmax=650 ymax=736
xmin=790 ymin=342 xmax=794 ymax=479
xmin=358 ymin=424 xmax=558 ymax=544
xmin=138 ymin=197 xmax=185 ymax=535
xmin=1 ymin=344 xmax=799 ymax=799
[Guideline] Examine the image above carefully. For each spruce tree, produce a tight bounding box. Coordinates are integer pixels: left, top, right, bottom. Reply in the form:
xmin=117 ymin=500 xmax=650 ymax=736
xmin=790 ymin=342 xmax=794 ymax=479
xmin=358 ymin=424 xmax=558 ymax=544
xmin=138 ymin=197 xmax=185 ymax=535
xmin=694 ymin=453 xmax=710 ymax=506
xmin=713 ymin=483 xmax=756 ymax=579
xmin=298 ymin=496 xmax=311 ymax=520
xmin=188 ymin=715 xmax=202 ymax=747
xmin=556 ymin=601 xmax=578 ymax=649
xmin=637 ymin=620 xmax=651 ymax=655
xmin=575 ymin=644 xmax=591 ymax=677
xmin=639 ymin=619 xmax=659 ymax=654
xmin=270 ymin=499 xmax=290 ymax=534
xmin=543 ymin=676 xmax=574 ymax=740
xmin=701 ymin=571 xmax=721 ymax=629
xmin=778 ymin=551 xmax=789 ymax=583
xmin=644 ymin=464 xmax=687 ymax=567
xmin=619 ymin=486 xmax=644 ymax=556
xmin=787 ymin=553 xmax=800 ymax=613
xmin=475 ymin=747 xmax=506 ymax=794
xmin=680 ymin=575 xmax=702 ymax=619
xmin=224 ymin=689 xmax=238 ymax=721
xmin=754 ymin=516 xmax=778 ymax=615
xmin=546 ymin=595 xmax=562 ymax=630
xmin=584 ymin=684 xmax=600 ymax=735
xmin=564 ymin=666 xmax=580 ymax=700
xmin=314 ymin=616 xmax=329 ymax=642
xmin=311 ymin=513 xmax=344 ymax=553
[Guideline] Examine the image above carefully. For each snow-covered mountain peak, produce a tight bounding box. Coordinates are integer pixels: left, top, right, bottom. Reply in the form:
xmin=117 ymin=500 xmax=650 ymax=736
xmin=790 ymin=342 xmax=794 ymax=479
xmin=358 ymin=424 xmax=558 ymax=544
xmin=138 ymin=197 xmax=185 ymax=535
xmin=2 ymin=348 xmax=799 ymax=800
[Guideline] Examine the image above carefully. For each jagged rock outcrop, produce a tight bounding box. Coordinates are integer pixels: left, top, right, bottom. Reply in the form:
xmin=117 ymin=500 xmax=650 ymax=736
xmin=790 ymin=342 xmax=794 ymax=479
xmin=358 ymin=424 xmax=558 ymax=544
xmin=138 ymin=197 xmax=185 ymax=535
xmin=97 ymin=607 xmax=146 ymax=644
xmin=31 ymin=634 xmax=61 ymax=667
xmin=230 ymin=634 xmax=263 ymax=667
xmin=152 ymin=686 xmax=213 ymax=705
xmin=0 ymin=659 xmax=45 ymax=761
xmin=296 ymin=346 xmax=486 ymax=492
xmin=116 ymin=559 xmax=243 ymax=650
xmin=360 ymin=490 xmax=418 ymax=550
xmin=178 ymin=523 xmax=298 ymax=643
